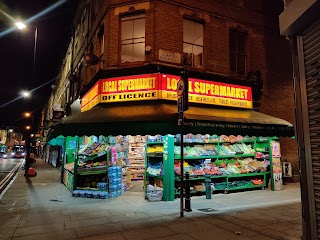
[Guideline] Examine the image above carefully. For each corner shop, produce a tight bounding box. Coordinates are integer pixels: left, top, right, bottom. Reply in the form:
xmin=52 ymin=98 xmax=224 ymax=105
xmin=48 ymin=65 xmax=294 ymax=201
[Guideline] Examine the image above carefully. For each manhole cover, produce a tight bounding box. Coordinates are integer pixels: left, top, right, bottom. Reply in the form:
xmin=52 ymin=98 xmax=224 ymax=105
xmin=197 ymin=208 xmax=217 ymax=212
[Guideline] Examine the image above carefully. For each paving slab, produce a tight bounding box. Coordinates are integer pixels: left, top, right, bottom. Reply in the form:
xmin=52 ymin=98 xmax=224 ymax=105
xmin=121 ymin=225 xmax=175 ymax=240
xmin=12 ymin=229 xmax=77 ymax=240
xmin=0 ymin=159 xmax=302 ymax=240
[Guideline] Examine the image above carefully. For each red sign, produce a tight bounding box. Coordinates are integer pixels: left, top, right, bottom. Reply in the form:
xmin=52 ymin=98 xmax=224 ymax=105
xmin=81 ymin=73 xmax=253 ymax=111
xmin=161 ymin=74 xmax=252 ymax=109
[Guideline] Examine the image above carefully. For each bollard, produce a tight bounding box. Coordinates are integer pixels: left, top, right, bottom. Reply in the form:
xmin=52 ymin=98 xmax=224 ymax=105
xmin=184 ymin=172 xmax=192 ymax=212
xmin=205 ymin=174 xmax=212 ymax=199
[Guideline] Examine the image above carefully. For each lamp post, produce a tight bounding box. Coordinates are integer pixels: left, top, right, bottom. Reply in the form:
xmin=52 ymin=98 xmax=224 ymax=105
xmin=15 ymin=22 xmax=38 ymax=176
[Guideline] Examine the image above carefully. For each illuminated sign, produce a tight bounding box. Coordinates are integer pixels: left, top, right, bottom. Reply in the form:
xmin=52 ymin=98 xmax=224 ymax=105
xmin=81 ymin=73 xmax=253 ymax=111
xmin=100 ymin=74 xmax=159 ymax=103
xmin=81 ymin=82 xmax=100 ymax=112
xmin=161 ymin=74 xmax=252 ymax=109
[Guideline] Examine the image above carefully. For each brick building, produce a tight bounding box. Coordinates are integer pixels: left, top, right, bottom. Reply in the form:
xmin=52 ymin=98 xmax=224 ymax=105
xmin=46 ymin=0 xmax=298 ymax=178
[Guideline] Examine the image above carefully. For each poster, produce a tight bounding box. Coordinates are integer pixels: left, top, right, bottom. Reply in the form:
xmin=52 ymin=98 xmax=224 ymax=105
xmin=271 ymin=140 xmax=283 ymax=191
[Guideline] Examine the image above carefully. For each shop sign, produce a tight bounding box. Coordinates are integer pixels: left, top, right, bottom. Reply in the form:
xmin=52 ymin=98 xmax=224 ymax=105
xmin=159 ymin=49 xmax=181 ymax=64
xmin=161 ymin=74 xmax=252 ymax=109
xmin=100 ymin=74 xmax=159 ymax=103
xmin=80 ymin=73 xmax=253 ymax=111
xmin=81 ymin=82 xmax=100 ymax=112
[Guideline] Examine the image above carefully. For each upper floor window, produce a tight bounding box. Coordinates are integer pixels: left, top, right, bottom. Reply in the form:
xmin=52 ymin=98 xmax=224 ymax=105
xmin=121 ymin=15 xmax=145 ymax=63
xmin=97 ymin=24 xmax=104 ymax=56
xmin=183 ymin=19 xmax=203 ymax=68
xmin=229 ymin=29 xmax=247 ymax=76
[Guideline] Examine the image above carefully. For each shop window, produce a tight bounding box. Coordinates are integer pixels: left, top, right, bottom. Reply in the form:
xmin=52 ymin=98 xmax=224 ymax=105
xmin=183 ymin=19 xmax=204 ymax=68
xmin=229 ymin=29 xmax=247 ymax=76
xmin=121 ymin=15 xmax=145 ymax=63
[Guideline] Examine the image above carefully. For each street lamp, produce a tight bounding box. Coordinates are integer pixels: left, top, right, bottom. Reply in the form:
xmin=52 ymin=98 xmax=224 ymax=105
xmin=15 ymin=22 xmax=26 ymax=30
xmin=21 ymin=90 xmax=30 ymax=98
xmin=15 ymin=21 xmax=39 ymax=167
xmin=25 ymin=126 xmax=31 ymax=130
xmin=24 ymin=112 xmax=31 ymax=118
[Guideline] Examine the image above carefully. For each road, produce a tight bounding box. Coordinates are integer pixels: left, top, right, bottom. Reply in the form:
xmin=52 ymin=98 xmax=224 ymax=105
xmin=0 ymin=158 xmax=23 ymax=182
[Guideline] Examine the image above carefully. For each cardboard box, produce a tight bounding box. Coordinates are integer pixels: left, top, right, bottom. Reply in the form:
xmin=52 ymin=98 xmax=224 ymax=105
xmin=155 ymin=178 xmax=163 ymax=188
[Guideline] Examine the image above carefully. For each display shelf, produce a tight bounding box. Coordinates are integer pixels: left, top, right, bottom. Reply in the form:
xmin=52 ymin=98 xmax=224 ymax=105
xmin=174 ymin=140 xmax=254 ymax=144
xmin=147 ymin=153 xmax=164 ymax=157
xmin=173 ymin=172 xmax=268 ymax=181
xmin=174 ymin=175 xmax=226 ymax=181
xmin=227 ymin=184 xmax=265 ymax=191
xmin=227 ymin=172 xmax=268 ymax=178
xmin=146 ymin=142 xmax=163 ymax=145
xmin=147 ymin=173 xmax=163 ymax=179
xmin=77 ymin=169 xmax=107 ymax=175
xmin=174 ymin=153 xmax=255 ymax=160
xmin=127 ymin=170 xmax=145 ymax=173
xmin=76 ymin=187 xmax=108 ymax=191
xmin=78 ymin=150 xmax=107 ymax=160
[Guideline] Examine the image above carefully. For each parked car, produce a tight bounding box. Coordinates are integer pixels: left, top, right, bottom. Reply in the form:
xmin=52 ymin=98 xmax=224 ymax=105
xmin=0 ymin=151 xmax=7 ymax=159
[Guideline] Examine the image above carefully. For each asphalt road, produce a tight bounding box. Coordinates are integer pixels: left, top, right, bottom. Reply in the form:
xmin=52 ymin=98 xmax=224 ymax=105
xmin=0 ymin=158 xmax=22 ymax=182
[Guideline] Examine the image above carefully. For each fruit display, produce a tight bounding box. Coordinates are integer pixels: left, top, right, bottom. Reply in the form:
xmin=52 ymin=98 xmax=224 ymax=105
xmin=171 ymin=157 xmax=266 ymax=177
xmin=174 ymin=134 xmax=255 ymax=143
xmin=78 ymin=160 xmax=107 ymax=171
xmin=79 ymin=143 xmax=109 ymax=157
xmin=147 ymin=145 xmax=164 ymax=154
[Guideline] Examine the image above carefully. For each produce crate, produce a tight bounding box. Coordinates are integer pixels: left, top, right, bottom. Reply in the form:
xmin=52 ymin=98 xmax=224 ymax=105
xmin=214 ymin=182 xmax=227 ymax=190
xmin=236 ymin=181 xmax=246 ymax=187
xmin=193 ymin=184 xmax=206 ymax=191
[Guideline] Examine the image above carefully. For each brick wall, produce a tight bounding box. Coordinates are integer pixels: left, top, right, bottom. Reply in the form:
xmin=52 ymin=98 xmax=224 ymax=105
xmin=79 ymin=0 xmax=298 ymax=177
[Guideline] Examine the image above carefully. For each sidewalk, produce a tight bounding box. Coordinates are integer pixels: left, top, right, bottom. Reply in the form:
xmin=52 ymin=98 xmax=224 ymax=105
xmin=0 ymin=159 xmax=302 ymax=240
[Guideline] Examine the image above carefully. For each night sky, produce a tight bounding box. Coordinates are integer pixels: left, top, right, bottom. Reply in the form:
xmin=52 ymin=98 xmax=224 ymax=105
xmin=0 ymin=0 xmax=76 ymax=135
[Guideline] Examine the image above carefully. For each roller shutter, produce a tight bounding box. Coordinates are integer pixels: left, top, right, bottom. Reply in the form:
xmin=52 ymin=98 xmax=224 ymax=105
xmin=302 ymin=18 xmax=320 ymax=237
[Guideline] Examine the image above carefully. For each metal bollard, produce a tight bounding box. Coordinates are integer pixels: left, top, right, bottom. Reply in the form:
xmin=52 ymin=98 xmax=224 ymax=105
xmin=184 ymin=172 xmax=192 ymax=212
xmin=205 ymin=174 xmax=212 ymax=199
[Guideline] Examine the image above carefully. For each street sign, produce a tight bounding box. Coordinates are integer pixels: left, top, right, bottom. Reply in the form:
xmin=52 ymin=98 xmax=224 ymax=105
xmin=178 ymin=96 xmax=184 ymax=113
xmin=177 ymin=79 xmax=185 ymax=97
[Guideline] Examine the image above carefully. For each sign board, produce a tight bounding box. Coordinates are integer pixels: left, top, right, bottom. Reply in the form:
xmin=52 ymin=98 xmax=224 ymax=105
xmin=177 ymin=79 xmax=185 ymax=97
xmin=81 ymin=82 xmax=101 ymax=112
xmin=100 ymin=74 xmax=159 ymax=104
xmin=81 ymin=73 xmax=253 ymax=111
xmin=159 ymin=49 xmax=181 ymax=64
xmin=177 ymin=97 xmax=183 ymax=113
xmin=161 ymin=74 xmax=252 ymax=109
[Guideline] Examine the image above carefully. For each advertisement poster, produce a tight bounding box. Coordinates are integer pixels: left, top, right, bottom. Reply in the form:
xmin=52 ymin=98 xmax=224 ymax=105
xmin=63 ymin=170 xmax=74 ymax=191
xmin=271 ymin=141 xmax=283 ymax=191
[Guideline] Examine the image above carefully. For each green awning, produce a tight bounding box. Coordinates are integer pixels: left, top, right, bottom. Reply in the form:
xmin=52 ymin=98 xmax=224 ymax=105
xmin=48 ymin=102 xmax=294 ymax=140
xmin=48 ymin=135 xmax=65 ymax=146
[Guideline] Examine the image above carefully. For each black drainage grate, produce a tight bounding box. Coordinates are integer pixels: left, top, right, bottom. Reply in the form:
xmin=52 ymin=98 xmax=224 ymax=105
xmin=49 ymin=199 xmax=63 ymax=202
xmin=197 ymin=208 xmax=217 ymax=212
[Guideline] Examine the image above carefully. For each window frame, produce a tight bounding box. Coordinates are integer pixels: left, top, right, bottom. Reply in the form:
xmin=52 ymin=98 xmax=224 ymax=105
xmin=120 ymin=14 xmax=146 ymax=65
xmin=183 ymin=18 xmax=204 ymax=68
xmin=229 ymin=28 xmax=248 ymax=76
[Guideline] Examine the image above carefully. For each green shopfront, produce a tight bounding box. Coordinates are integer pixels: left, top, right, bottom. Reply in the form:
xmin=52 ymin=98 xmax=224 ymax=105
xmin=48 ymin=65 xmax=294 ymax=201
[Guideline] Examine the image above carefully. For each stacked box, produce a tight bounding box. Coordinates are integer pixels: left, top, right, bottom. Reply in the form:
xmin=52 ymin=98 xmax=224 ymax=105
xmin=108 ymin=166 xmax=122 ymax=198
xmin=72 ymin=190 xmax=108 ymax=199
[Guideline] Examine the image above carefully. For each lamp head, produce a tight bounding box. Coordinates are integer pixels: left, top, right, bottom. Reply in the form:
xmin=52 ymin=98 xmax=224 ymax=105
xmin=15 ymin=22 xmax=26 ymax=30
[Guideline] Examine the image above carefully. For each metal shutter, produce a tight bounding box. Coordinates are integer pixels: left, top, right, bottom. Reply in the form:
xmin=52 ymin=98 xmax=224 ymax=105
xmin=303 ymin=19 xmax=320 ymax=237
